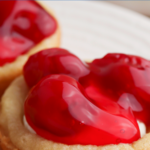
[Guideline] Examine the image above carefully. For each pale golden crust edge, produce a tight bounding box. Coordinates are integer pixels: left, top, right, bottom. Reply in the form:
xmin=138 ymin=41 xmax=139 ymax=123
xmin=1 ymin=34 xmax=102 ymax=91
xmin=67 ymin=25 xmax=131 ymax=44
xmin=1 ymin=76 xmax=150 ymax=150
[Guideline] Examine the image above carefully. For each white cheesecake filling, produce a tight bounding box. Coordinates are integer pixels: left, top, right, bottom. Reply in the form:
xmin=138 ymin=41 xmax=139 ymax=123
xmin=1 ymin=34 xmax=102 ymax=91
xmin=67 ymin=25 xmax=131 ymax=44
xmin=137 ymin=120 xmax=146 ymax=137
xmin=23 ymin=115 xmax=146 ymax=138
xmin=23 ymin=116 xmax=36 ymax=134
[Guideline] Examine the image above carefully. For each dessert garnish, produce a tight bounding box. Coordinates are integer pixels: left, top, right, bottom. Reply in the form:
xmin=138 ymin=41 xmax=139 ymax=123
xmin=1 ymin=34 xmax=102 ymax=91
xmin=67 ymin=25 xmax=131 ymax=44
xmin=24 ymin=49 xmax=150 ymax=127
xmin=23 ymin=48 xmax=89 ymax=87
xmin=0 ymin=0 xmax=57 ymax=66
xmin=88 ymin=53 xmax=150 ymax=126
xmin=24 ymin=74 xmax=140 ymax=145
xmin=23 ymin=48 xmax=150 ymax=145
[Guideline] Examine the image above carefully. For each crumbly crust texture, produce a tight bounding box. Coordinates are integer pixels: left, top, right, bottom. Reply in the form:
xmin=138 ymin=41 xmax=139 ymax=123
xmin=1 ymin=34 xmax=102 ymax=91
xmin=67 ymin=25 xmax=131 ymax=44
xmin=0 ymin=129 xmax=18 ymax=150
xmin=1 ymin=76 xmax=150 ymax=150
xmin=0 ymin=1 xmax=61 ymax=97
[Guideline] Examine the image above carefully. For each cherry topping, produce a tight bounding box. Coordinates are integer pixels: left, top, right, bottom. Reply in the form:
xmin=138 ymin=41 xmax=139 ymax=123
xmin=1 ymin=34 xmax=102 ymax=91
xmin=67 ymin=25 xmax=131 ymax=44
xmin=89 ymin=53 xmax=150 ymax=126
xmin=23 ymin=48 xmax=89 ymax=87
xmin=23 ymin=49 xmax=125 ymax=115
xmin=0 ymin=0 xmax=57 ymax=66
xmin=24 ymin=74 xmax=140 ymax=145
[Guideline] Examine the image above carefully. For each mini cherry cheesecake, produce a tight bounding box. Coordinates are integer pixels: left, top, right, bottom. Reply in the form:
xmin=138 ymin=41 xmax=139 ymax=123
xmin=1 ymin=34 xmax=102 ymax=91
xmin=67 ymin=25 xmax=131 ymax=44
xmin=0 ymin=0 xmax=60 ymax=97
xmin=1 ymin=48 xmax=150 ymax=150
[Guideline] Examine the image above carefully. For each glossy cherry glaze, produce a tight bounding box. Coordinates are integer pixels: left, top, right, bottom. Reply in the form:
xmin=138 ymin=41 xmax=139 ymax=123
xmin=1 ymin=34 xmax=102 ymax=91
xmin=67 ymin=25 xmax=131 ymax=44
xmin=89 ymin=53 xmax=150 ymax=126
xmin=24 ymin=74 xmax=140 ymax=145
xmin=24 ymin=49 xmax=150 ymax=145
xmin=24 ymin=49 xmax=126 ymax=116
xmin=0 ymin=0 xmax=57 ymax=66
xmin=23 ymin=48 xmax=89 ymax=87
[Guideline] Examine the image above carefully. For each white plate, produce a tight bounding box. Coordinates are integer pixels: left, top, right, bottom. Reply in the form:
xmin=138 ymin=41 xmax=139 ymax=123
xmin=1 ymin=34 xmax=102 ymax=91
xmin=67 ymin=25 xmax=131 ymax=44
xmin=43 ymin=1 xmax=150 ymax=60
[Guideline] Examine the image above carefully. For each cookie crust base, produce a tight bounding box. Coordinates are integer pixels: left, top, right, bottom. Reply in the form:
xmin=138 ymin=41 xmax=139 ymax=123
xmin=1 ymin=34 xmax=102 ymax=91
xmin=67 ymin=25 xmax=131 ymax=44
xmin=1 ymin=76 xmax=150 ymax=150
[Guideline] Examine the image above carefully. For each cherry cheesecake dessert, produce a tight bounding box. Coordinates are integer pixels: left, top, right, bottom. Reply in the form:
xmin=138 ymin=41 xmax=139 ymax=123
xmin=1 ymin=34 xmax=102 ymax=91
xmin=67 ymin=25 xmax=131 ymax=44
xmin=1 ymin=48 xmax=150 ymax=150
xmin=0 ymin=0 xmax=60 ymax=97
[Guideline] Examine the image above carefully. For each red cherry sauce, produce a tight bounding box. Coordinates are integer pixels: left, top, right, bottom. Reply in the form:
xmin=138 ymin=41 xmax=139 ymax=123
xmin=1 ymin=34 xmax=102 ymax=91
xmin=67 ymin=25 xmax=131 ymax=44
xmin=23 ymin=48 xmax=90 ymax=87
xmin=0 ymin=0 xmax=57 ymax=66
xmin=25 ymin=74 xmax=140 ymax=145
xmin=23 ymin=49 xmax=135 ymax=116
xmin=23 ymin=49 xmax=141 ymax=145
xmin=88 ymin=53 xmax=150 ymax=126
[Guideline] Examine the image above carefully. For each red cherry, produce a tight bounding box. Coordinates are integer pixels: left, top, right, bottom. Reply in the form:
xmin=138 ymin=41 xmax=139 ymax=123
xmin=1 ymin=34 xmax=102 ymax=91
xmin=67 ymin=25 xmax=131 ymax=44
xmin=23 ymin=48 xmax=89 ymax=87
xmin=24 ymin=74 xmax=140 ymax=146
xmin=88 ymin=53 xmax=150 ymax=126
xmin=0 ymin=0 xmax=57 ymax=66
